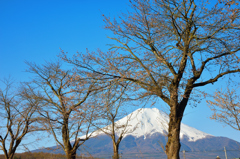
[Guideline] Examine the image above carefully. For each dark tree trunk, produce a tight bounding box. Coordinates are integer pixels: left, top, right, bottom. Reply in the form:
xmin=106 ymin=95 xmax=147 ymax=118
xmin=65 ymin=150 xmax=76 ymax=159
xmin=165 ymin=111 xmax=182 ymax=159
xmin=6 ymin=153 xmax=13 ymax=159
xmin=5 ymin=150 xmax=15 ymax=159
xmin=165 ymin=92 xmax=187 ymax=159
xmin=113 ymin=143 xmax=120 ymax=159
xmin=9 ymin=155 xmax=13 ymax=159
xmin=62 ymin=117 xmax=77 ymax=159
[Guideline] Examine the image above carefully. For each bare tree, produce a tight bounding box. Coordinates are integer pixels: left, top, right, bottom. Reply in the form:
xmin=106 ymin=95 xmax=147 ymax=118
xmin=0 ymin=79 xmax=39 ymax=159
xmin=94 ymin=81 xmax=137 ymax=159
xmin=207 ymin=85 xmax=240 ymax=131
xmin=24 ymin=61 xmax=101 ymax=159
xmin=62 ymin=0 xmax=240 ymax=158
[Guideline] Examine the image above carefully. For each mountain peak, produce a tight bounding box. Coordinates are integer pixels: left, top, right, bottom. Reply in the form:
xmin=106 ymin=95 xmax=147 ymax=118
xmin=91 ymin=108 xmax=212 ymax=142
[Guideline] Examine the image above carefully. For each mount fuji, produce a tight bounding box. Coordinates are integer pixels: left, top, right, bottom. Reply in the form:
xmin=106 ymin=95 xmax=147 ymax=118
xmin=88 ymin=108 xmax=212 ymax=142
xmin=33 ymin=108 xmax=240 ymax=159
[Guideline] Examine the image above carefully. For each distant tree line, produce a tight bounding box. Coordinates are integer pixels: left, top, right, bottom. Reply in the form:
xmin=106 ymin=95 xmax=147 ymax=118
xmin=1 ymin=0 xmax=240 ymax=159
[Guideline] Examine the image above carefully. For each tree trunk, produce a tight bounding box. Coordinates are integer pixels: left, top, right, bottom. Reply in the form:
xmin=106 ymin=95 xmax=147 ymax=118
xmin=7 ymin=153 xmax=13 ymax=159
xmin=166 ymin=113 xmax=181 ymax=159
xmin=165 ymin=98 xmax=186 ymax=159
xmin=113 ymin=143 xmax=120 ymax=159
xmin=62 ymin=117 xmax=76 ymax=159
xmin=5 ymin=150 xmax=15 ymax=159
xmin=66 ymin=151 xmax=76 ymax=159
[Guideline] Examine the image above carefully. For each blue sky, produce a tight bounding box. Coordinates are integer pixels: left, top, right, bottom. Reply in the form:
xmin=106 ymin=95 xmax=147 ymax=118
xmin=0 ymin=0 xmax=239 ymax=153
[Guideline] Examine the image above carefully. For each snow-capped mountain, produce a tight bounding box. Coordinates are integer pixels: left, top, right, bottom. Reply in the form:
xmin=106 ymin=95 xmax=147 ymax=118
xmin=33 ymin=108 xmax=240 ymax=159
xmin=88 ymin=108 xmax=211 ymax=142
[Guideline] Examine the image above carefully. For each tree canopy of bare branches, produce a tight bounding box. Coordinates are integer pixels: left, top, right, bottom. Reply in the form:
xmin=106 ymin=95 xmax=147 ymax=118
xmin=23 ymin=61 xmax=101 ymax=159
xmin=207 ymin=85 xmax=240 ymax=131
xmin=0 ymin=79 xmax=39 ymax=159
xmin=61 ymin=0 xmax=240 ymax=158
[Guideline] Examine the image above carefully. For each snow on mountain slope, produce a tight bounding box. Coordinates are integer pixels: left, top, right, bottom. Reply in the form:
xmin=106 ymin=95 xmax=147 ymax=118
xmin=86 ymin=108 xmax=212 ymax=142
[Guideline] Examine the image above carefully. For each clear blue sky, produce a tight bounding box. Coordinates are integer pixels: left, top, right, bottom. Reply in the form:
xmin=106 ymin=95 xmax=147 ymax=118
xmin=0 ymin=0 xmax=239 ymax=153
